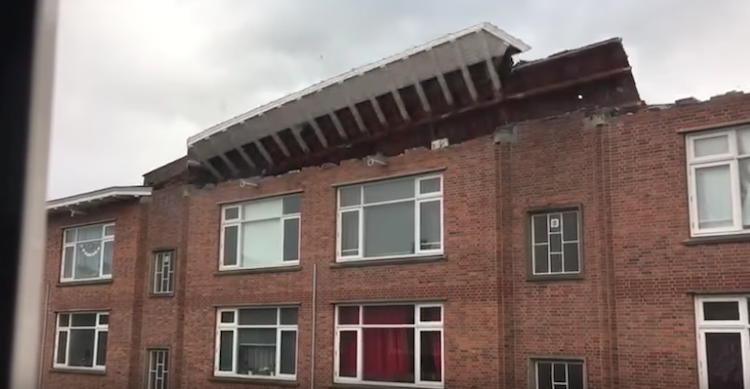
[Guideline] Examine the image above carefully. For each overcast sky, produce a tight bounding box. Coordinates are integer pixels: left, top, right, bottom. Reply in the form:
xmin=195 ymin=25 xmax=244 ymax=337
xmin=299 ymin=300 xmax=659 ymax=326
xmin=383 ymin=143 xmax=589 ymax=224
xmin=47 ymin=0 xmax=750 ymax=199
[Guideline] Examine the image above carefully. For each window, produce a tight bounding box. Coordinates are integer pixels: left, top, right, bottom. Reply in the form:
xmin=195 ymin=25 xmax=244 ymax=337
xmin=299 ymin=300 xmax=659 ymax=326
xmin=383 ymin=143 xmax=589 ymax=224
xmin=337 ymin=175 xmax=443 ymax=261
xmin=220 ymin=195 xmax=300 ymax=270
xmin=147 ymin=349 xmax=169 ymax=389
xmin=334 ymin=303 xmax=443 ymax=387
xmin=529 ymin=209 xmax=581 ymax=277
xmin=54 ymin=312 xmax=108 ymax=370
xmin=215 ymin=307 xmax=298 ymax=379
xmin=533 ymin=360 xmax=585 ymax=389
xmin=61 ymin=223 xmax=115 ymax=282
xmin=686 ymin=126 xmax=750 ymax=236
xmin=695 ymin=296 xmax=750 ymax=389
xmin=152 ymin=251 xmax=175 ymax=295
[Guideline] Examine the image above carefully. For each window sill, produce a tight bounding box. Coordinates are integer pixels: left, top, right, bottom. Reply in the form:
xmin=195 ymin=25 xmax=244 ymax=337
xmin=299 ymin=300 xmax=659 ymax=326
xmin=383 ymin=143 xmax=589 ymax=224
xmin=50 ymin=367 xmax=106 ymax=376
xmin=526 ymin=273 xmax=584 ymax=282
xmin=215 ymin=265 xmax=302 ymax=276
xmin=330 ymin=383 xmax=442 ymax=389
xmin=209 ymin=376 xmax=299 ymax=387
xmin=57 ymin=278 xmax=113 ymax=287
xmin=682 ymin=233 xmax=750 ymax=246
xmin=331 ymin=255 xmax=446 ymax=269
xmin=149 ymin=292 xmax=175 ymax=298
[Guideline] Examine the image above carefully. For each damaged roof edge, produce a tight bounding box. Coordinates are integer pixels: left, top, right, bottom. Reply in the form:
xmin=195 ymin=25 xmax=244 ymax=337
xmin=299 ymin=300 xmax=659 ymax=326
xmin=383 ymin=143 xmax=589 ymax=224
xmin=185 ymin=22 xmax=530 ymax=147
xmin=513 ymin=37 xmax=623 ymax=69
xmin=47 ymin=186 xmax=152 ymax=211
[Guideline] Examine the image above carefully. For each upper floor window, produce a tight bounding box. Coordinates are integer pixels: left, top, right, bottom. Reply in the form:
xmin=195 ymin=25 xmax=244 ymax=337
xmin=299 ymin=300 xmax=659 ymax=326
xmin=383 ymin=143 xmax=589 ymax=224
xmin=54 ymin=312 xmax=109 ymax=370
xmin=220 ymin=194 xmax=300 ymax=270
xmin=533 ymin=359 xmax=586 ymax=389
xmin=61 ymin=223 xmax=114 ymax=282
xmin=337 ymin=175 xmax=443 ymax=261
xmin=529 ymin=208 xmax=582 ymax=279
xmin=152 ymin=251 xmax=175 ymax=295
xmin=687 ymin=126 xmax=750 ymax=236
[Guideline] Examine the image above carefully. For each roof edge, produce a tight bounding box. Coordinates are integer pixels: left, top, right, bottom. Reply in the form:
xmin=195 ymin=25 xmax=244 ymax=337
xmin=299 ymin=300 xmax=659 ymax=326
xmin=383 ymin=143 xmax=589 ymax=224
xmin=47 ymin=186 xmax=152 ymax=211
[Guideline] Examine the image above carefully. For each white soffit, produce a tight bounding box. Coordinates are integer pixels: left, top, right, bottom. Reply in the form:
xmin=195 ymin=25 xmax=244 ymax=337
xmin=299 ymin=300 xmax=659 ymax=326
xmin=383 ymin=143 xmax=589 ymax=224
xmin=186 ymin=22 xmax=530 ymax=151
xmin=47 ymin=186 xmax=152 ymax=212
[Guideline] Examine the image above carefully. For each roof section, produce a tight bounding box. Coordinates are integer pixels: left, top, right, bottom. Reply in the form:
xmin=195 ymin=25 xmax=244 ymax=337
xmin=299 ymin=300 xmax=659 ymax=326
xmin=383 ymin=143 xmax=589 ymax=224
xmin=187 ymin=22 xmax=529 ymax=146
xmin=47 ymin=186 xmax=152 ymax=214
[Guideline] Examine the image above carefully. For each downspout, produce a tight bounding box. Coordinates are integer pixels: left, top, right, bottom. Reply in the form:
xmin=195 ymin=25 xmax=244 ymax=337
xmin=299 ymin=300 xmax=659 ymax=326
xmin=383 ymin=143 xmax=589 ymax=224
xmin=38 ymin=283 xmax=50 ymax=389
xmin=310 ymin=264 xmax=317 ymax=389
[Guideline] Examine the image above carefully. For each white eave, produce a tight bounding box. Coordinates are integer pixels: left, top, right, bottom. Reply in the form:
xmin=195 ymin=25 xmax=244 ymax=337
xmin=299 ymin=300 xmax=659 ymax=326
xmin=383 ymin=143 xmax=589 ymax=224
xmin=47 ymin=186 xmax=152 ymax=213
xmin=186 ymin=22 xmax=530 ymax=150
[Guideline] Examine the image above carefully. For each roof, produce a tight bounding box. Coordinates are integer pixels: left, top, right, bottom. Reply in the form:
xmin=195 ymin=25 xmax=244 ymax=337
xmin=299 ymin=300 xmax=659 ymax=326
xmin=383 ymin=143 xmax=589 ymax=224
xmin=47 ymin=186 xmax=152 ymax=213
xmin=186 ymin=22 xmax=529 ymax=147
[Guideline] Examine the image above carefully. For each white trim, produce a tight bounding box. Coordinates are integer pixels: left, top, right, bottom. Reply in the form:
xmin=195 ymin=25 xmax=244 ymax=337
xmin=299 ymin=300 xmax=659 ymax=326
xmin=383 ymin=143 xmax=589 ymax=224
xmin=52 ymin=312 xmax=109 ymax=370
xmin=187 ymin=23 xmax=529 ymax=146
xmin=47 ymin=186 xmax=152 ymax=211
xmin=530 ymin=210 xmax=582 ymax=276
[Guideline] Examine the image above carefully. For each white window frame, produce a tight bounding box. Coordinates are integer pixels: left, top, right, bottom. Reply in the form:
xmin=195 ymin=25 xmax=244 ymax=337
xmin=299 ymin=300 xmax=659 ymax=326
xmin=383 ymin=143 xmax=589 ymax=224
xmin=152 ymin=251 xmax=175 ymax=295
xmin=333 ymin=303 xmax=444 ymax=388
xmin=336 ymin=175 xmax=444 ymax=262
xmin=219 ymin=195 xmax=301 ymax=271
xmin=214 ymin=307 xmax=298 ymax=380
xmin=695 ymin=295 xmax=750 ymax=389
xmin=686 ymin=128 xmax=750 ymax=237
xmin=530 ymin=210 xmax=581 ymax=276
xmin=60 ymin=223 xmax=115 ymax=282
xmin=532 ymin=359 xmax=586 ymax=389
xmin=147 ymin=349 xmax=170 ymax=389
xmin=53 ymin=312 xmax=109 ymax=371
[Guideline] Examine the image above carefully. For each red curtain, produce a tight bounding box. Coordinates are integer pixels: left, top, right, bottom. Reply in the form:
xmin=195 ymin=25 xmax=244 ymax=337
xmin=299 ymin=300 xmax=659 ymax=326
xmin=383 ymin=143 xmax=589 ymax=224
xmin=339 ymin=331 xmax=357 ymax=377
xmin=362 ymin=306 xmax=413 ymax=381
xmin=431 ymin=332 xmax=442 ymax=378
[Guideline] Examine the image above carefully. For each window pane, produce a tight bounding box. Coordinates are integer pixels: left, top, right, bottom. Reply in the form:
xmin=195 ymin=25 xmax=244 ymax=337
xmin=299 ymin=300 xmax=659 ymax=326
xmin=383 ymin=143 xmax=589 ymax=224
xmin=243 ymin=198 xmax=282 ymax=221
xmin=363 ymin=305 xmax=415 ymax=325
xmin=96 ymin=332 xmax=107 ymax=366
xmin=419 ymin=201 xmax=441 ymax=250
xmin=363 ymin=202 xmax=415 ymax=257
xmin=237 ymin=329 xmax=277 ymax=375
xmin=569 ymin=363 xmax=584 ymax=389
xmin=59 ymin=314 xmax=70 ymax=327
xmin=220 ymin=311 xmax=235 ymax=323
xmin=420 ymin=331 xmax=442 ymax=382
xmin=104 ymin=225 xmax=115 ymax=237
xmin=218 ymin=331 xmax=234 ymax=371
xmin=98 ymin=314 xmax=108 ymax=325
xmin=549 ymin=213 xmax=561 ymax=232
xmin=341 ymin=211 xmax=359 ymax=256
xmin=63 ymin=247 xmax=74 ymax=279
xmin=280 ymin=331 xmax=297 ymax=375
xmin=242 ymin=219 xmax=282 ymax=267
xmin=64 ymin=229 xmax=76 ymax=243
xmin=282 ymin=195 xmax=301 ymax=215
xmin=705 ymin=332 xmax=744 ymax=389
xmin=419 ymin=177 xmax=440 ymax=194
xmin=550 ymin=234 xmax=562 ymax=253
xmin=553 ymin=363 xmax=566 ymax=382
xmin=75 ymin=242 xmax=102 ymax=279
xmin=739 ymin=158 xmax=750 ymax=226
xmin=704 ymin=301 xmax=740 ymax=321
xmin=420 ymin=307 xmax=441 ymax=322
xmin=532 ymin=215 xmax=548 ymax=243
xmin=223 ymin=226 xmax=239 ymax=266
xmin=338 ymin=306 xmax=360 ymax=325
xmin=362 ymin=328 xmax=415 ymax=383
xmin=338 ymin=331 xmax=358 ymax=378
xmin=563 ymin=243 xmax=580 ymax=272
xmin=102 ymin=241 xmax=113 ymax=276
xmin=537 ymin=362 xmax=553 ymax=389
xmin=71 ymin=313 xmax=97 ymax=327
xmin=534 ymin=245 xmax=549 ymax=274
xmin=550 ymin=253 xmax=563 ymax=273
xmin=239 ymin=308 xmax=277 ymax=325
xmin=224 ymin=207 xmax=239 ymax=220
xmin=280 ymin=308 xmax=298 ymax=325
xmin=56 ymin=331 xmax=68 ymax=364
xmin=562 ymin=212 xmax=579 ymax=241
xmin=68 ymin=329 xmax=96 ymax=367
xmin=694 ymin=135 xmax=729 ymax=158
xmin=695 ymin=165 xmax=734 ymax=229
xmin=739 ymin=128 xmax=750 ymax=155
xmin=363 ymin=179 xmax=415 ymax=204
xmin=77 ymin=225 xmax=103 ymax=241
xmin=283 ymin=218 xmax=300 ymax=261
xmin=340 ymin=186 xmax=361 ymax=207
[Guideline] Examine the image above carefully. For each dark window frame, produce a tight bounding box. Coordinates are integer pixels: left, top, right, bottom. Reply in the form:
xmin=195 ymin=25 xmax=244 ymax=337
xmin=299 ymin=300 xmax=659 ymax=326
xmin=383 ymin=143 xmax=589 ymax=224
xmin=528 ymin=357 xmax=587 ymax=389
xmin=151 ymin=249 xmax=176 ymax=296
xmin=525 ymin=204 xmax=584 ymax=281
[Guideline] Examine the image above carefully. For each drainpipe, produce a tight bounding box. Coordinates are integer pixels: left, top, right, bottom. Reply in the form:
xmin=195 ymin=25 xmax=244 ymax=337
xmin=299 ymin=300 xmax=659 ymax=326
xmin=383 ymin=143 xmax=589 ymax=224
xmin=310 ymin=264 xmax=317 ymax=389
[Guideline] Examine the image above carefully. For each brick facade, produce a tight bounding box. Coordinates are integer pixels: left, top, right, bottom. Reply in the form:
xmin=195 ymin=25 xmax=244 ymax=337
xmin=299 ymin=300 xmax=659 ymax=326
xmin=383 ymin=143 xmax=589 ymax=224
xmin=41 ymin=63 xmax=750 ymax=389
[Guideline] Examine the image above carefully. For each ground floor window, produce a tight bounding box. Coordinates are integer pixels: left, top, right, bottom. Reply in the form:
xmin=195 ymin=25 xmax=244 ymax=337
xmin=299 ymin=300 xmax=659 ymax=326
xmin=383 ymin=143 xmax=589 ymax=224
xmin=54 ymin=312 xmax=108 ymax=370
xmin=215 ymin=306 xmax=298 ymax=379
xmin=532 ymin=359 xmax=585 ymax=389
xmin=695 ymin=295 xmax=750 ymax=389
xmin=334 ymin=303 xmax=443 ymax=387
xmin=147 ymin=349 xmax=169 ymax=389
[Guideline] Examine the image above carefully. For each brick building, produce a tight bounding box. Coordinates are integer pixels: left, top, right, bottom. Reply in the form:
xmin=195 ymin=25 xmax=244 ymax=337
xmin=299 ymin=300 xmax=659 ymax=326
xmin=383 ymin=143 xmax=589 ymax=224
xmin=40 ymin=22 xmax=750 ymax=389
